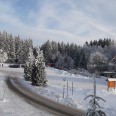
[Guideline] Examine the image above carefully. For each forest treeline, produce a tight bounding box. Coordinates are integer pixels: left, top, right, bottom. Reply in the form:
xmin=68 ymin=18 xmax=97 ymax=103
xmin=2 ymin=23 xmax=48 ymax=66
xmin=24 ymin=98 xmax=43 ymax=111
xmin=0 ymin=31 xmax=33 ymax=63
xmin=0 ymin=30 xmax=116 ymax=72
xmin=40 ymin=39 xmax=116 ymax=71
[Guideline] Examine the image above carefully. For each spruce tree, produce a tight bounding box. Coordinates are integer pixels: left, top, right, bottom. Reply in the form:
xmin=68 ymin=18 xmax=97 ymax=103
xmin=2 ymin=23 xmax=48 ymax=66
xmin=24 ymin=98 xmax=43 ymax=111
xmin=8 ymin=34 xmax=15 ymax=62
xmin=24 ymin=62 xmax=32 ymax=81
xmin=32 ymin=48 xmax=47 ymax=86
xmin=84 ymin=74 xmax=106 ymax=116
xmin=0 ymin=49 xmax=8 ymax=63
xmin=24 ymin=48 xmax=34 ymax=81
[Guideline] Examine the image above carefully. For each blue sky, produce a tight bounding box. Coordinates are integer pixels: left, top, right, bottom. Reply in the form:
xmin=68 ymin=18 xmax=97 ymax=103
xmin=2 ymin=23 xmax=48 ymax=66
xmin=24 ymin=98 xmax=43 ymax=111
xmin=0 ymin=0 xmax=116 ymax=46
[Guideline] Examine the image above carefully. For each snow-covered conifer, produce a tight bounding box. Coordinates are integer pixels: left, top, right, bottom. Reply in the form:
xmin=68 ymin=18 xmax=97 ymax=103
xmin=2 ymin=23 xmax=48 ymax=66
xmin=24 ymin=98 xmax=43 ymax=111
xmin=0 ymin=49 xmax=8 ymax=63
xmin=7 ymin=34 xmax=15 ymax=62
xmin=24 ymin=62 xmax=32 ymax=81
xmin=32 ymin=48 xmax=47 ymax=86
xmin=55 ymin=53 xmax=64 ymax=69
xmin=84 ymin=74 xmax=106 ymax=116
xmin=24 ymin=48 xmax=34 ymax=81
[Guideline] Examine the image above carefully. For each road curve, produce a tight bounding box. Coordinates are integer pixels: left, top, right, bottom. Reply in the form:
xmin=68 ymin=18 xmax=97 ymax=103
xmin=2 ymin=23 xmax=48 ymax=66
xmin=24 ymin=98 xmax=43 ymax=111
xmin=0 ymin=67 xmax=86 ymax=116
xmin=8 ymin=77 xmax=85 ymax=116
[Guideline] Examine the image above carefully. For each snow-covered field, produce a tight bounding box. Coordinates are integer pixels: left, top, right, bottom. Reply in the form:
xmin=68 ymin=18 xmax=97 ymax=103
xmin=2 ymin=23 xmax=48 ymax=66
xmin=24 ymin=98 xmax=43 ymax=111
xmin=0 ymin=66 xmax=116 ymax=116
xmin=31 ymin=67 xmax=116 ymax=116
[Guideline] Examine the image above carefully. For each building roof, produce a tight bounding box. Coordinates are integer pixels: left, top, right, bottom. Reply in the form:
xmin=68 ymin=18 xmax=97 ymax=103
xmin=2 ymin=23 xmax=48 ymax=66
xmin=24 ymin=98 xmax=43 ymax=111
xmin=102 ymin=71 xmax=116 ymax=74
xmin=108 ymin=78 xmax=116 ymax=81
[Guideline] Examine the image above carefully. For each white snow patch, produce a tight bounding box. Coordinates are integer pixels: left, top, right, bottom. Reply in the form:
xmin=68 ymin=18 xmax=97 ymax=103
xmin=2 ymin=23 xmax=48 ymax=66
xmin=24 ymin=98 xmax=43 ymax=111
xmin=0 ymin=66 xmax=116 ymax=116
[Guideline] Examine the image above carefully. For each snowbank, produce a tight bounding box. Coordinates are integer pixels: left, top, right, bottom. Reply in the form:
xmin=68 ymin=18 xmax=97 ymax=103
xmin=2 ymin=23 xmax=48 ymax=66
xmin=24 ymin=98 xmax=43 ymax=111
xmin=0 ymin=66 xmax=116 ymax=116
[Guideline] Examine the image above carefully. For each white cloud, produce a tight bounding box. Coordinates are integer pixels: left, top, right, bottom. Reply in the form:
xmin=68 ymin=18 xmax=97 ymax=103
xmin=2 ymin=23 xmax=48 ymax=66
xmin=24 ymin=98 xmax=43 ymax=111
xmin=0 ymin=0 xmax=116 ymax=46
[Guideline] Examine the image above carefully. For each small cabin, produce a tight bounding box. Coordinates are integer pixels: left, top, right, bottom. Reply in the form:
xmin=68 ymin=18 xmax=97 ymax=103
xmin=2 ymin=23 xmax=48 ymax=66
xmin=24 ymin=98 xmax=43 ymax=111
xmin=101 ymin=71 xmax=116 ymax=78
xmin=47 ymin=63 xmax=55 ymax=67
xmin=107 ymin=78 xmax=116 ymax=91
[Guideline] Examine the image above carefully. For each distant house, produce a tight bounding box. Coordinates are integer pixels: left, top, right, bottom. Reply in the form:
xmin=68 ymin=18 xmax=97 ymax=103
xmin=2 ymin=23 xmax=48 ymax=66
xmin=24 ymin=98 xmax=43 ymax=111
xmin=101 ymin=71 xmax=116 ymax=78
xmin=107 ymin=78 xmax=116 ymax=91
xmin=108 ymin=55 xmax=116 ymax=71
xmin=101 ymin=56 xmax=116 ymax=78
xmin=47 ymin=63 xmax=55 ymax=67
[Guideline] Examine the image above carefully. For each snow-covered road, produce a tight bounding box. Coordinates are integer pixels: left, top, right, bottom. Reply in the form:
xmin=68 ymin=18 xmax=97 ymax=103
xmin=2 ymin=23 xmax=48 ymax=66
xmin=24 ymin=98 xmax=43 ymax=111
xmin=0 ymin=74 xmax=59 ymax=116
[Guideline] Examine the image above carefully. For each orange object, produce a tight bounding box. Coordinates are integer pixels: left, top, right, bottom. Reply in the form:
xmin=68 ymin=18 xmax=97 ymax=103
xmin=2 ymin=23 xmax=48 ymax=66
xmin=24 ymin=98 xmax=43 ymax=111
xmin=107 ymin=78 xmax=116 ymax=91
xmin=108 ymin=81 xmax=115 ymax=88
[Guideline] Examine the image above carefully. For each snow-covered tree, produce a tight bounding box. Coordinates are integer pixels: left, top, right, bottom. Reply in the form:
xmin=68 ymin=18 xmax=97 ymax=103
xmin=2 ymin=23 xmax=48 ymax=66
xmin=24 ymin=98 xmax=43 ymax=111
xmin=24 ymin=48 xmax=34 ymax=81
xmin=14 ymin=35 xmax=21 ymax=63
xmin=51 ymin=41 xmax=58 ymax=54
xmin=31 ymin=48 xmax=47 ymax=86
xmin=16 ymin=39 xmax=33 ymax=64
xmin=68 ymin=56 xmax=75 ymax=69
xmin=74 ymin=46 xmax=81 ymax=68
xmin=87 ymin=52 xmax=108 ymax=73
xmin=44 ymin=40 xmax=52 ymax=63
xmin=55 ymin=53 xmax=64 ymax=69
xmin=0 ymin=49 xmax=8 ymax=63
xmin=69 ymin=43 xmax=76 ymax=59
xmin=0 ymin=31 xmax=33 ymax=64
xmin=28 ymin=48 xmax=34 ymax=63
xmin=78 ymin=49 xmax=87 ymax=69
xmin=64 ymin=55 xmax=75 ymax=69
xmin=24 ymin=62 xmax=32 ymax=81
xmin=7 ymin=34 xmax=15 ymax=62
xmin=59 ymin=42 xmax=66 ymax=55
xmin=84 ymin=74 xmax=106 ymax=116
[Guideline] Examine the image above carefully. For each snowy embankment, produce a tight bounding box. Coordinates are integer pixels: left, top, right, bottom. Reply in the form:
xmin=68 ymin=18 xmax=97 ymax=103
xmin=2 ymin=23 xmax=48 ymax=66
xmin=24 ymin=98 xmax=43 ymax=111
xmin=37 ymin=67 xmax=116 ymax=116
xmin=0 ymin=66 xmax=116 ymax=116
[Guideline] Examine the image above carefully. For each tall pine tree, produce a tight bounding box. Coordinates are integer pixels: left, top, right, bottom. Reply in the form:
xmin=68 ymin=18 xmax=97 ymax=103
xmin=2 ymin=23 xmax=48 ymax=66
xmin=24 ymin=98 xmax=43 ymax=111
xmin=24 ymin=48 xmax=34 ymax=81
xmin=32 ymin=48 xmax=47 ymax=86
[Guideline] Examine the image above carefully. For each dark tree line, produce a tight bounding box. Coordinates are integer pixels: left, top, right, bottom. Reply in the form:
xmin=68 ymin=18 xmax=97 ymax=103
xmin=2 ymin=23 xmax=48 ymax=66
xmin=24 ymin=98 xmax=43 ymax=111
xmin=85 ymin=38 xmax=112 ymax=48
xmin=1 ymin=30 xmax=116 ymax=72
xmin=40 ymin=39 xmax=116 ymax=71
xmin=0 ymin=31 xmax=33 ymax=64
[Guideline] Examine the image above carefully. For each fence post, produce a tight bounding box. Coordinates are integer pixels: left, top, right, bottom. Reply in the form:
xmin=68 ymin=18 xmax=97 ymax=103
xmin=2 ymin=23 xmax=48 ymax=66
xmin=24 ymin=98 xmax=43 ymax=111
xmin=63 ymin=84 xmax=65 ymax=98
xmin=72 ymin=81 xmax=73 ymax=95
xmin=67 ymin=81 xmax=68 ymax=97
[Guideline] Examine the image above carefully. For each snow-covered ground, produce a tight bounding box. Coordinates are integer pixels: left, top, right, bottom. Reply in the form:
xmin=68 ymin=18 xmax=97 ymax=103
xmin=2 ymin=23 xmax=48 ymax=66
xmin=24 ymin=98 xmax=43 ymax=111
xmin=0 ymin=69 xmax=58 ymax=116
xmin=0 ymin=79 xmax=59 ymax=116
xmin=29 ymin=67 xmax=116 ymax=116
xmin=0 ymin=66 xmax=116 ymax=116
